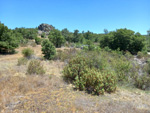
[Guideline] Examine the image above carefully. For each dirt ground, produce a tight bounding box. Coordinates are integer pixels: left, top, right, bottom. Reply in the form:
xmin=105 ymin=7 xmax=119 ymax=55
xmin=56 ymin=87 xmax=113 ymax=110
xmin=0 ymin=45 xmax=150 ymax=113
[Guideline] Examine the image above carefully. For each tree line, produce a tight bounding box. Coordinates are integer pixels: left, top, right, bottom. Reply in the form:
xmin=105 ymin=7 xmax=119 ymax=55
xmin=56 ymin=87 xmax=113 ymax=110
xmin=0 ymin=22 xmax=149 ymax=55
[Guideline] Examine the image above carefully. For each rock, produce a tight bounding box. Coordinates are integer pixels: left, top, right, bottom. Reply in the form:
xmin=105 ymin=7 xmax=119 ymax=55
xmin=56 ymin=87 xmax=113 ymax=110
xmin=38 ymin=23 xmax=54 ymax=32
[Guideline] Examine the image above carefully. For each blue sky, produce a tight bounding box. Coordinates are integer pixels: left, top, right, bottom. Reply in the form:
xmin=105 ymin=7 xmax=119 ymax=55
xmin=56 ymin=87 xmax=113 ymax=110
xmin=0 ymin=0 xmax=150 ymax=34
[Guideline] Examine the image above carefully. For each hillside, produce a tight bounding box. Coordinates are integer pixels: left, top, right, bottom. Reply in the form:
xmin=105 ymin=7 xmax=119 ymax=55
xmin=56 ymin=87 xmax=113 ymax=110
xmin=0 ymin=45 xmax=150 ymax=113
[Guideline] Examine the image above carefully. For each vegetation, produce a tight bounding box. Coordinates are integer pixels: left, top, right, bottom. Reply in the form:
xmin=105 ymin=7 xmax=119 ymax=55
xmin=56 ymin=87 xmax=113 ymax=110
xmin=17 ymin=57 xmax=28 ymax=66
xmin=48 ymin=29 xmax=65 ymax=48
xmin=14 ymin=27 xmax=37 ymax=39
xmin=27 ymin=60 xmax=45 ymax=75
xmin=41 ymin=39 xmax=56 ymax=60
xmin=63 ymin=55 xmax=117 ymax=95
xmin=22 ymin=48 xmax=34 ymax=58
xmin=41 ymin=32 xmax=46 ymax=38
xmin=1 ymin=21 xmax=150 ymax=112
xmin=35 ymin=37 xmax=42 ymax=45
xmin=0 ymin=22 xmax=23 ymax=53
xmin=100 ymin=29 xmax=145 ymax=54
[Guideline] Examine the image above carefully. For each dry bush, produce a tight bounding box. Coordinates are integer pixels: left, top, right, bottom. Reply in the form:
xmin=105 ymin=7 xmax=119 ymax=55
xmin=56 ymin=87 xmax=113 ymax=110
xmin=17 ymin=57 xmax=28 ymax=66
xmin=27 ymin=60 xmax=45 ymax=75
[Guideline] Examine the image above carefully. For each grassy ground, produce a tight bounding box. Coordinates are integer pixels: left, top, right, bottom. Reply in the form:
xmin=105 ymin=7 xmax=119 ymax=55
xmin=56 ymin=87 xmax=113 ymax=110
xmin=0 ymin=45 xmax=150 ymax=113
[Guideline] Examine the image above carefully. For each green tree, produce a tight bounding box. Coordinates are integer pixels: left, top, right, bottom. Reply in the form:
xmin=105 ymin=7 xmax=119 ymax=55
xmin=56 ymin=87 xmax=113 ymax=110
xmin=104 ymin=29 xmax=109 ymax=34
xmin=48 ymin=29 xmax=65 ymax=48
xmin=0 ymin=23 xmax=22 ymax=53
xmin=41 ymin=39 xmax=56 ymax=60
xmin=84 ymin=30 xmax=93 ymax=40
xmin=73 ymin=30 xmax=80 ymax=43
xmin=147 ymin=29 xmax=150 ymax=36
xmin=14 ymin=28 xmax=37 ymax=39
xmin=100 ymin=28 xmax=145 ymax=54
xmin=61 ymin=28 xmax=74 ymax=43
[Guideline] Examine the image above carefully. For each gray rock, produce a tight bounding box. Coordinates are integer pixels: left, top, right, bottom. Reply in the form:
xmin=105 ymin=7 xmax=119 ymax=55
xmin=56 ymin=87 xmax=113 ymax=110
xmin=38 ymin=23 xmax=54 ymax=32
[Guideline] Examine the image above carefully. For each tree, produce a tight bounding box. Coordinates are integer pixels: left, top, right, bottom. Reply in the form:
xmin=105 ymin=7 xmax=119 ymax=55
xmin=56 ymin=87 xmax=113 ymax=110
xmin=41 ymin=39 xmax=56 ymax=60
xmin=100 ymin=28 xmax=145 ymax=54
xmin=84 ymin=30 xmax=93 ymax=40
xmin=61 ymin=28 xmax=74 ymax=43
xmin=147 ymin=30 xmax=150 ymax=36
xmin=104 ymin=29 xmax=109 ymax=34
xmin=73 ymin=30 xmax=80 ymax=43
xmin=0 ymin=23 xmax=22 ymax=53
xmin=48 ymin=29 xmax=65 ymax=48
xmin=14 ymin=28 xmax=37 ymax=39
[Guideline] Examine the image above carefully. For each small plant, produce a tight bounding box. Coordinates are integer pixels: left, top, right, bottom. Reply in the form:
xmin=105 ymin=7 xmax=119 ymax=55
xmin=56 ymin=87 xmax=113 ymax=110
xmin=137 ymin=51 xmax=144 ymax=59
xmin=27 ymin=60 xmax=45 ymax=75
xmin=41 ymin=40 xmax=56 ymax=60
xmin=17 ymin=57 xmax=28 ymax=66
xmin=22 ymin=48 xmax=34 ymax=58
xmin=134 ymin=74 xmax=150 ymax=90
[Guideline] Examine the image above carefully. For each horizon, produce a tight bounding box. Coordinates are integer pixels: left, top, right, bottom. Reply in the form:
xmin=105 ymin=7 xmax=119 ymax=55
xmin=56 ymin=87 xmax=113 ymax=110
xmin=0 ymin=0 xmax=150 ymax=35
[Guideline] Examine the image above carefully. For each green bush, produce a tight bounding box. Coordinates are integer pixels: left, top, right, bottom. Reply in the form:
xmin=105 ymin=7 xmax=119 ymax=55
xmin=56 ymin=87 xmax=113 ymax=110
xmin=41 ymin=32 xmax=46 ymax=38
xmin=133 ymin=59 xmax=150 ymax=90
xmin=27 ymin=60 xmax=45 ymax=75
xmin=35 ymin=37 xmax=41 ymax=45
xmin=22 ymin=48 xmax=34 ymax=58
xmin=74 ymin=68 xmax=105 ymax=94
xmin=134 ymin=74 xmax=150 ymax=90
xmin=137 ymin=51 xmax=144 ymax=59
xmin=112 ymin=56 xmax=131 ymax=82
xmin=41 ymin=40 xmax=56 ymax=60
xmin=63 ymin=56 xmax=88 ymax=82
xmin=17 ymin=57 xmax=28 ymax=66
xmin=63 ymin=55 xmax=117 ymax=95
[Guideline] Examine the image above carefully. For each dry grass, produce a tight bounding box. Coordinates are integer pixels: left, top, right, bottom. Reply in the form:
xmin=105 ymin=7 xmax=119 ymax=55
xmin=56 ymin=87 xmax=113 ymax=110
xmin=0 ymin=46 xmax=150 ymax=113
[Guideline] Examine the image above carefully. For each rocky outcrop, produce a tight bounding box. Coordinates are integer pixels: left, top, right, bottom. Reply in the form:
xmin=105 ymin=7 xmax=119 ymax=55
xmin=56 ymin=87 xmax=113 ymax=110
xmin=38 ymin=23 xmax=54 ymax=32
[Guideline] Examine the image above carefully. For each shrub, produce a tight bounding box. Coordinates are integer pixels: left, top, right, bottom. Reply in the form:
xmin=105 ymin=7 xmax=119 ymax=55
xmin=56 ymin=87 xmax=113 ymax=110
xmin=103 ymin=71 xmax=117 ymax=93
xmin=41 ymin=32 xmax=46 ymax=38
xmin=134 ymin=74 xmax=150 ymax=90
xmin=137 ymin=51 xmax=144 ymax=59
xmin=55 ymin=48 xmax=77 ymax=62
xmin=17 ymin=57 xmax=28 ymax=66
xmin=22 ymin=48 xmax=34 ymax=58
xmin=63 ymin=56 xmax=88 ymax=81
xmin=74 ymin=68 xmax=105 ymax=94
xmin=41 ymin=40 xmax=56 ymax=60
xmin=124 ymin=51 xmax=133 ymax=59
xmin=63 ymin=55 xmax=117 ymax=95
xmin=113 ymin=56 xmax=131 ymax=82
xmin=27 ymin=60 xmax=45 ymax=75
xmin=35 ymin=37 xmax=41 ymax=45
